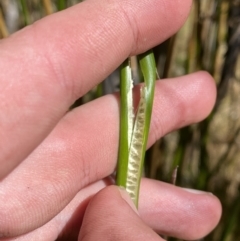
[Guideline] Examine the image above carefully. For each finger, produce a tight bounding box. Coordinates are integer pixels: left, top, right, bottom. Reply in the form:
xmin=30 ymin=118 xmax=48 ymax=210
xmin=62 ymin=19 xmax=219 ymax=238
xmin=0 ymin=72 xmax=216 ymax=237
xmin=0 ymin=178 xmax=221 ymax=241
xmin=0 ymin=180 xmax=109 ymax=241
xmin=78 ymin=185 xmax=162 ymax=241
xmin=54 ymin=178 xmax=221 ymax=241
xmin=139 ymin=179 xmax=222 ymax=240
xmin=0 ymin=0 xmax=192 ymax=178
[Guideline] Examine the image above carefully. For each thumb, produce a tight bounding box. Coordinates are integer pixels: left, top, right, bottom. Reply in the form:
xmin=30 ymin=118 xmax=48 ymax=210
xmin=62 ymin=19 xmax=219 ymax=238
xmin=78 ymin=185 xmax=161 ymax=241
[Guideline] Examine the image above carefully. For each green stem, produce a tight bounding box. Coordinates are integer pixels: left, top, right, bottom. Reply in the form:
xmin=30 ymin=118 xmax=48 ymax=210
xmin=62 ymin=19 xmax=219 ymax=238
xmin=116 ymin=50 xmax=156 ymax=207
xmin=135 ymin=50 xmax=156 ymax=206
xmin=139 ymin=50 xmax=156 ymax=151
xmin=20 ymin=0 xmax=30 ymax=26
xmin=116 ymin=59 xmax=132 ymax=188
xmin=57 ymin=0 xmax=66 ymax=11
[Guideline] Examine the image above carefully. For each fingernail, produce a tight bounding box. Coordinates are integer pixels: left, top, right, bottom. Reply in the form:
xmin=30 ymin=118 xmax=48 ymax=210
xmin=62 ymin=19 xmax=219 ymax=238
xmin=183 ymin=188 xmax=213 ymax=195
xmin=118 ymin=187 xmax=139 ymax=215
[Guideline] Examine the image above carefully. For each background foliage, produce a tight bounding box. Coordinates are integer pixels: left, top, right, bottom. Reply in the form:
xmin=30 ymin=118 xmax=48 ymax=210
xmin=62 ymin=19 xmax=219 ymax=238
xmin=0 ymin=0 xmax=240 ymax=240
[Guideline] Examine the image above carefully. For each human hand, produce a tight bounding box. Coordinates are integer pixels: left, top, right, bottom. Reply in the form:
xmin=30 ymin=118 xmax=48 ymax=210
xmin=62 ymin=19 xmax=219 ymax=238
xmin=0 ymin=0 xmax=221 ymax=240
xmin=78 ymin=184 xmax=220 ymax=241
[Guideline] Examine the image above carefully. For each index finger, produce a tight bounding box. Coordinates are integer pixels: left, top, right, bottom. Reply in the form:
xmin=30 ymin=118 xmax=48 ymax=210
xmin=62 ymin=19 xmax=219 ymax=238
xmin=0 ymin=0 xmax=192 ymax=178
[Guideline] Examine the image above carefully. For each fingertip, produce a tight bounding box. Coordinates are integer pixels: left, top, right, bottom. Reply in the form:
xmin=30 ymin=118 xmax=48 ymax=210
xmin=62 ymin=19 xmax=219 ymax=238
xmin=181 ymin=188 xmax=222 ymax=240
xmin=173 ymin=71 xmax=217 ymax=122
xmin=149 ymin=71 xmax=217 ymax=144
xmin=139 ymin=179 xmax=222 ymax=240
xmin=117 ymin=187 xmax=139 ymax=215
xmin=85 ymin=185 xmax=138 ymax=217
xmin=79 ymin=185 xmax=159 ymax=241
xmin=81 ymin=185 xmax=139 ymax=228
xmin=194 ymin=71 xmax=217 ymax=117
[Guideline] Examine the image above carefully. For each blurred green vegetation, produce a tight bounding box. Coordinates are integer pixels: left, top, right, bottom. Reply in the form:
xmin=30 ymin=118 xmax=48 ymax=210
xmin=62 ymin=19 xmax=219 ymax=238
xmin=0 ymin=0 xmax=240 ymax=240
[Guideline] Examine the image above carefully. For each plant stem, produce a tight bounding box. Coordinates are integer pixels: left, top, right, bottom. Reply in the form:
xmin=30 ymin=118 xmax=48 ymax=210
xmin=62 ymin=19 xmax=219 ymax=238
xmin=116 ymin=59 xmax=133 ymax=189
xmin=116 ymin=50 xmax=156 ymax=207
xmin=20 ymin=0 xmax=30 ymax=26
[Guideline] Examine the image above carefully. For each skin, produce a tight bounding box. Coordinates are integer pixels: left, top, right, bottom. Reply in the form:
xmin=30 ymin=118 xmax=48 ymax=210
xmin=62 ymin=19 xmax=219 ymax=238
xmin=0 ymin=0 xmax=221 ymax=240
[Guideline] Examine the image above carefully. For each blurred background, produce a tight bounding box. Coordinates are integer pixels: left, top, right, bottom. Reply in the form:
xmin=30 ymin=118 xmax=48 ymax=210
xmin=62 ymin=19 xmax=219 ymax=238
xmin=0 ymin=0 xmax=239 ymax=240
